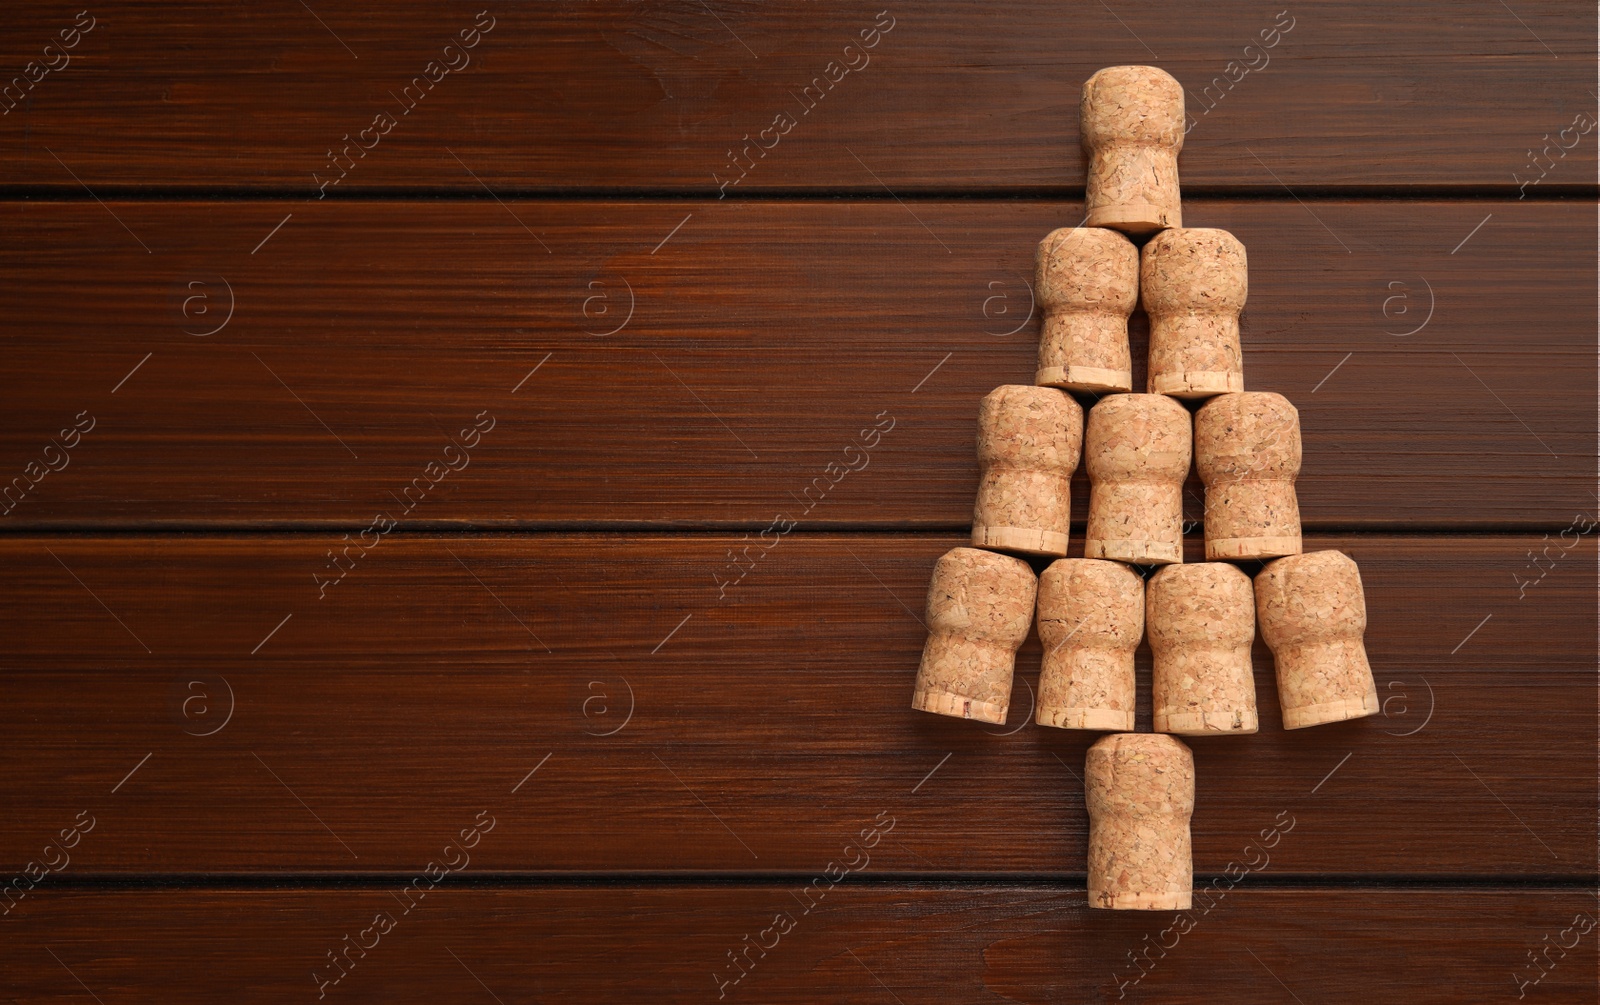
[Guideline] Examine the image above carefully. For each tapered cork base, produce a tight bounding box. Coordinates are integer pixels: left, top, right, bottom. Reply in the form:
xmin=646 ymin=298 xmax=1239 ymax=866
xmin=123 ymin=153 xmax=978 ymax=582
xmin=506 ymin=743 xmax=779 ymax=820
xmin=1086 ymin=198 xmax=1181 ymax=237
xmin=973 ymin=524 xmax=1069 ymax=558
xmin=914 ymin=632 xmax=1023 ymax=721
xmin=1085 ymin=536 xmax=1182 ymax=566
xmin=1283 ymin=694 xmax=1379 ymax=730
xmin=911 ymin=688 xmax=1008 ymax=725
xmin=1150 ymin=369 xmax=1245 ymax=398
xmin=1155 ymin=708 xmax=1260 ymax=735
xmin=1274 ymin=639 xmax=1379 ymax=729
xmin=1037 ymin=706 xmax=1134 ymax=731
xmin=1095 ymin=890 xmax=1193 ymax=911
xmin=1206 ymin=535 xmax=1302 ymax=561
xmin=1036 ymin=364 xmax=1133 ymax=393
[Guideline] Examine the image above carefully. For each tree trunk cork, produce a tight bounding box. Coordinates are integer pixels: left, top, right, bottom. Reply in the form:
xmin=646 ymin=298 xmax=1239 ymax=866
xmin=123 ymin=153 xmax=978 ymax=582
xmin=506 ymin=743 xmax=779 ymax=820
xmin=1084 ymin=393 xmax=1190 ymax=566
xmin=1086 ymin=733 xmax=1194 ymax=910
xmin=1255 ymin=550 xmax=1380 ymax=729
xmin=1196 ymin=391 xmax=1303 ymax=560
xmin=1147 ymin=562 xmax=1259 ymax=735
xmin=1035 ymin=226 xmax=1139 ymax=392
xmin=1142 ymin=228 xmax=1248 ymax=399
xmin=973 ymin=385 xmax=1083 ymax=557
xmin=1081 ymin=66 xmax=1185 ymax=236
xmin=912 ymin=547 xmax=1038 ymax=725
xmin=1036 ymin=559 xmax=1143 ymax=731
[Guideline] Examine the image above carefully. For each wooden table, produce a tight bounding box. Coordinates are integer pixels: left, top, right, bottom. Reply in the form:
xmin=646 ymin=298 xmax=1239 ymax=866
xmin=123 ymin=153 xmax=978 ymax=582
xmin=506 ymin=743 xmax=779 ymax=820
xmin=0 ymin=3 xmax=1594 ymax=1001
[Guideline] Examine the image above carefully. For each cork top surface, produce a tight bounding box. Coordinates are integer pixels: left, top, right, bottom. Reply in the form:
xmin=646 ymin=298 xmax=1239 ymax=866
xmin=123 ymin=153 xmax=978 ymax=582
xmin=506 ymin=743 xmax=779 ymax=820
xmin=1147 ymin=562 xmax=1256 ymax=646
xmin=1141 ymin=228 xmax=1249 ymax=312
xmin=977 ymin=385 xmax=1084 ymax=469
xmin=1080 ymin=65 xmax=1185 ymax=149
xmin=1086 ymin=732 xmax=1195 ymax=813
xmin=1037 ymin=558 xmax=1144 ymax=635
xmin=1036 ymin=227 xmax=1140 ymax=311
xmin=1195 ymin=392 xmax=1302 ymax=479
xmin=1255 ymin=549 xmax=1368 ymax=644
xmin=1085 ymin=393 xmax=1192 ymax=480
xmin=925 ymin=546 xmax=1038 ymax=644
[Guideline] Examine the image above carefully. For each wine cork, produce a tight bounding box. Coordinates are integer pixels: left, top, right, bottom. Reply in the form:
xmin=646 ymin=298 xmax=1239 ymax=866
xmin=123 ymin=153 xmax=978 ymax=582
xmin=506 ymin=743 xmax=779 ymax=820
xmin=1255 ymin=550 xmax=1379 ymax=729
xmin=1035 ymin=227 xmax=1139 ymax=392
xmin=1196 ymin=392 xmax=1303 ymax=560
xmin=973 ymin=385 xmax=1083 ymax=557
xmin=1083 ymin=394 xmax=1190 ymax=566
xmin=1035 ymin=559 xmax=1143 ymax=731
xmin=911 ymin=547 xmax=1038 ymax=725
xmin=1142 ymin=228 xmax=1248 ymax=399
xmin=1147 ymin=563 xmax=1258 ymax=735
xmin=1081 ymin=66 xmax=1185 ymax=236
xmin=1086 ymin=733 xmax=1194 ymax=911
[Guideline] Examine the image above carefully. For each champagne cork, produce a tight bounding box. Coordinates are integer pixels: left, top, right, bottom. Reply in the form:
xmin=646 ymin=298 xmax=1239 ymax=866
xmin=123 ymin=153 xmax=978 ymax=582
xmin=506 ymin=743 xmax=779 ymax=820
xmin=1086 ymin=733 xmax=1194 ymax=911
xmin=1255 ymin=550 xmax=1380 ymax=729
xmin=1081 ymin=66 xmax=1185 ymax=236
xmin=1035 ymin=227 xmax=1139 ymax=392
xmin=911 ymin=547 xmax=1038 ymax=725
xmin=1142 ymin=228 xmax=1248 ymax=398
xmin=1147 ymin=563 xmax=1259 ymax=735
xmin=1195 ymin=392 xmax=1303 ymax=560
xmin=973 ymin=385 xmax=1083 ymax=557
xmin=1083 ymin=394 xmax=1190 ymax=566
xmin=1035 ymin=559 xmax=1143 ymax=731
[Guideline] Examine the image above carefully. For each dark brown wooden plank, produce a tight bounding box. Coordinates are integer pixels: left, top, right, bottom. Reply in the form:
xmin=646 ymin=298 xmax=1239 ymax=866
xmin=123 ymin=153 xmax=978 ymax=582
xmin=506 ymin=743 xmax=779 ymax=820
xmin=0 ymin=3 xmax=1591 ymax=191
xmin=0 ymin=533 xmax=1589 ymax=875
xmin=0 ymin=887 xmax=1593 ymax=1002
xmin=0 ymin=200 xmax=1591 ymax=528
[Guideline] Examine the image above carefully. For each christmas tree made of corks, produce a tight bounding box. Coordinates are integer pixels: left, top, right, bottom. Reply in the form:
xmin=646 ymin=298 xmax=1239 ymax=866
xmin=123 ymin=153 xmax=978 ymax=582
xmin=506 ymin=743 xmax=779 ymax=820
xmin=908 ymin=66 xmax=1378 ymax=912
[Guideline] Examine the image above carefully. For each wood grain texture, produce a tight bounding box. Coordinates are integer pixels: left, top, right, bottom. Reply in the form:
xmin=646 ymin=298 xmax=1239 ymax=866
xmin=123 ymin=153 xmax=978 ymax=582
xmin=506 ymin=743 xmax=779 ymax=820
xmin=0 ymin=3 xmax=1591 ymax=192
xmin=1 ymin=0 xmax=1593 ymax=986
xmin=0 ymin=534 xmax=1589 ymax=875
xmin=1 ymin=887 xmax=1594 ymax=1002
xmin=0 ymin=200 xmax=1591 ymax=528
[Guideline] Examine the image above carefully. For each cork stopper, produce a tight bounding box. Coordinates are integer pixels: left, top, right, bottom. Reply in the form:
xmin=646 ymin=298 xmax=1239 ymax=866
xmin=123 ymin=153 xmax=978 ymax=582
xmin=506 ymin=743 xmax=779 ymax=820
xmin=972 ymin=385 xmax=1083 ymax=557
xmin=1195 ymin=392 xmax=1303 ymax=561
xmin=1035 ymin=227 xmax=1139 ymax=392
xmin=1083 ymin=394 xmax=1191 ymax=566
xmin=1035 ymin=559 xmax=1143 ymax=731
xmin=1147 ymin=563 xmax=1259 ymax=735
xmin=1086 ymin=733 xmax=1194 ymax=910
xmin=1081 ymin=66 xmax=1185 ymax=236
xmin=1255 ymin=550 xmax=1379 ymax=729
xmin=912 ymin=547 xmax=1038 ymax=725
xmin=1142 ymin=228 xmax=1248 ymax=399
